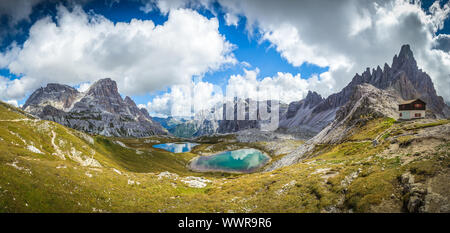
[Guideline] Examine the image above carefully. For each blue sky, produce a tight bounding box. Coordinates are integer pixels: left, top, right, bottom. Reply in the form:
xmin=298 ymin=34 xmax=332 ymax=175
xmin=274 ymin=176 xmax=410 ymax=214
xmin=0 ymin=0 xmax=328 ymax=107
xmin=0 ymin=0 xmax=449 ymax=115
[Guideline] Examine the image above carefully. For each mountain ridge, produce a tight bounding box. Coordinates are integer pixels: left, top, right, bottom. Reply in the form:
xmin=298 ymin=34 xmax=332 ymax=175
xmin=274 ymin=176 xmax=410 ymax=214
xmin=23 ymin=78 xmax=167 ymax=137
xmin=278 ymin=44 xmax=450 ymax=136
xmin=267 ymin=44 xmax=450 ymax=171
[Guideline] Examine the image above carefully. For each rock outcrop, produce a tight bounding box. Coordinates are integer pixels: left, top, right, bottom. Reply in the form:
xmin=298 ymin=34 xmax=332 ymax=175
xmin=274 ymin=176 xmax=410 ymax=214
xmin=311 ymin=84 xmax=399 ymax=144
xmin=23 ymin=78 xmax=167 ymax=137
xmin=278 ymin=91 xmax=333 ymax=138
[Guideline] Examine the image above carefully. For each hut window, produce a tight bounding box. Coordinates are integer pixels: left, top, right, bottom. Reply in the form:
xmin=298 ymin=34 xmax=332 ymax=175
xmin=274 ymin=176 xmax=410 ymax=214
xmin=399 ymin=112 xmax=402 ymax=117
xmin=414 ymin=113 xmax=421 ymax=117
xmin=414 ymin=103 xmax=422 ymax=108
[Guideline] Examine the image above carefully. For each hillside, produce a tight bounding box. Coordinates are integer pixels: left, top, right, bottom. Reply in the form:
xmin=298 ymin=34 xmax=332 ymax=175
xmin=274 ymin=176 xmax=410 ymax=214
xmin=0 ymin=100 xmax=448 ymax=212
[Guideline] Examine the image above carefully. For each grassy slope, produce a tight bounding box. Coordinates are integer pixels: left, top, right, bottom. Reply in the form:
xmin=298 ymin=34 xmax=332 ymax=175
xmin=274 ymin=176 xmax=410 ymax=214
xmin=0 ymin=101 xmax=448 ymax=212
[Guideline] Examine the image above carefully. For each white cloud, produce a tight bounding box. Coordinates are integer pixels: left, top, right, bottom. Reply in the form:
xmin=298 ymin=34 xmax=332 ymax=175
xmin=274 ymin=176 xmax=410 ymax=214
xmin=224 ymin=13 xmax=239 ymax=27
xmin=0 ymin=76 xmax=20 ymax=106
xmin=146 ymin=81 xmax=224 ymax=117
xmin=146 ymin=68 xmax=334 ymax=117
xmin=0 ymin=5 xmax=236 ymax=101
xmin=5 ymin=99 xmax=19 ymax=107
xmin=216 ymin=0 xmax=450 ymax=101
xmin=0 ymin=75 xmax=38 ymax=101
xmin=76 ymin=82 xmax=92 ymax=92
xmin=139 ymin=2 xmax=154 ymax=13
xmin=0 ymin=0 xmax=43 ymax=25
xmin=140 ymin=0 xmax=215 ymax=15
xmin=225 ymin=68 xmax=332 ymax=104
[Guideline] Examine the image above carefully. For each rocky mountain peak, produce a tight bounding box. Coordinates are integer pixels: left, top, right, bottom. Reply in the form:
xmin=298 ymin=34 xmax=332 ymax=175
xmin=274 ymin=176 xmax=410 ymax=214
xmin=23 ymin=83 xmax=81 ymax=113
xmin=86 ymin=78 xmax=120 ymax=98
xmin=78 ymin=78 xmax=127 ymax=115
xmin=45 ymin=83 xmax=77 ymax=92
xmin=139 ymin=107 xmax=152 ymax=119
xmin=23 ymin=78 xmax=167 ymax=137
xmin=124 ymin=96 xmax=136 ymax=107
xmin=279 ymin=44 xmax=449 ymax=138
xmin=304 ymin=91 xmax=323 ymax=107
xmin=392 ymin=44 xmax=418 ymax=70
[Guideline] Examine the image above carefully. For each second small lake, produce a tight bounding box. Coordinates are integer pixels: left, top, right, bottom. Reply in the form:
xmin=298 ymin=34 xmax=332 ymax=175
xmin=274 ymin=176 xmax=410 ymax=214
xmin=189 ymin=148 xmax=270 ymax=173
xmin=152 ymin=142 xmax=199 ymax=153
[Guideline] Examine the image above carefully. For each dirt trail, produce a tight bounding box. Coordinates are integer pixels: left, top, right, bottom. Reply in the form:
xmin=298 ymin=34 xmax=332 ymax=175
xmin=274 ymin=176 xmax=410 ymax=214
xmin=0 ymin=119 xmax=37 ymax=122
xmin=51 ymin=130 xmax=66 ymax=160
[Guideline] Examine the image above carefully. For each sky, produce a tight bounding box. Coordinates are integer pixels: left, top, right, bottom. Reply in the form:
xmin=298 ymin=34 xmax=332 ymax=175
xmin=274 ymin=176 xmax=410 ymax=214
xmin=0 ymin=0 xmax=449 ymax=117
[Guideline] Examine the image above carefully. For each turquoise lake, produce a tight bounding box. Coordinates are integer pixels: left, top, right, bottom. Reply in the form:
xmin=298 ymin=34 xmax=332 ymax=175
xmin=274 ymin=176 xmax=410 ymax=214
xmin=189 ymin=148 xmax=270 ymax=173
xmin=152 ymin=142 xmax=199 ymax=153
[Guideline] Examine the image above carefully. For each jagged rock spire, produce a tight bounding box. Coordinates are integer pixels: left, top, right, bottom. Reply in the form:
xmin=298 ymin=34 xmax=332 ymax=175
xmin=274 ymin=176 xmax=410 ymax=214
xmin=304 ymin=91 xmax=324 ymax=107
xmin=392 ymin=44 xmax=417 ymax=70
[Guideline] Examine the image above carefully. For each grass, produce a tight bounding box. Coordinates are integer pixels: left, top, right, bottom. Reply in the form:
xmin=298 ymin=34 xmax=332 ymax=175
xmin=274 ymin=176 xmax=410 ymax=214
xmin=92 ymin=136 xmax=199 ymax=175
xmin=0 ymin=101 xmax=448 ymax=213
xmin=404 ymin=119 xmax=450 ymax=131
xmin=347 ymin=117 xmax=395 ymax=141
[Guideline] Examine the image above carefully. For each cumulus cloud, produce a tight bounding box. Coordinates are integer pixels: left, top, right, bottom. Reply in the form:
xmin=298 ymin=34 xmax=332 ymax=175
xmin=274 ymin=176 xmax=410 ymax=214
xmin=434 ymin=34 xmax=450 ymax=52
xmin=146 ymin=68 xmax=334 ymax=117
xmin=146 ymin=81 xmax=224 ymax=117
xmin=224 ymin=13 xmax=239 ymax=27
xmin=140 ymin=0 xmax=214 ymax=15
xmin=0 ymin=5 xmax=235 ymax=101
xmin=214 ymin=0 xmax=450 ymax=100
xmin=225 ymin=68 xmax=336 ymax=104
xmin=5 ymin=100 xmax=19 ymax=107
xmin=76 ymin=82 xmax=92 ymax=92
xmin=0 ymin=0 xmax=43 ymax=26
xmin=137 ymin=0 xmax=450 ymax=101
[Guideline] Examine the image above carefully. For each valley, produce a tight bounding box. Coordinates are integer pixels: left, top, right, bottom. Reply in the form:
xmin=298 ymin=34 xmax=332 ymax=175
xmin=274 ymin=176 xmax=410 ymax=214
xmin=0 ymin=100 xmax=448 ymax=213
xmin=0 ymin=44 xmax=449 ymax=213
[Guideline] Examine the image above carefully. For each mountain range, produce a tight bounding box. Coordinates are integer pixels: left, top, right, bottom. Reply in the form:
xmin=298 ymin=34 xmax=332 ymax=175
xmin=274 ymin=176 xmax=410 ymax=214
xmin=3 ymin=44 xmax=450 ymax=213
xmin=266 ymin=45 xmax=450 ymax=171
xmin=278 ymin=44 xmax=450 ymax=136
xmin=23 ymin=78 xmax=167 ymax=137
xmin=21 ymin=44 xmax=449 ymax=139
xmin=169 ymin=98 xmax=288 ymax=138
